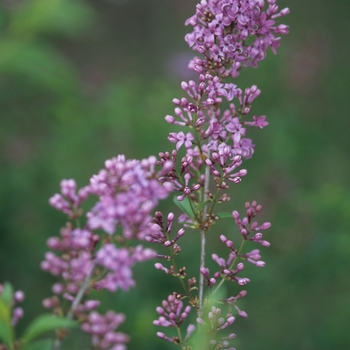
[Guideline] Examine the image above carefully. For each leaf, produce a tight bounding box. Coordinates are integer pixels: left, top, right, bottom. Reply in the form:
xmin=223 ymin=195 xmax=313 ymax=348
xmin=195 ymin=199 xmax=211 ymax=214
xmin=0 ymin=282 xmax=14 ymax=307
xmin=216 ymin=212 xmax=233 ymax=219
xmin=20 ymin=338 xmax=53 ymax=350
xmin=173 ymin=196 xmax=194 ymax=218
xmin=0 ymin=320 xmax=13 ymax=348
xmin=20 ymin=314 xmax=78 ymax=345
xmin=0 ymin=295 xmax=13 ymax=347
xmin=0 ymin=300 xmax=11 ymax=324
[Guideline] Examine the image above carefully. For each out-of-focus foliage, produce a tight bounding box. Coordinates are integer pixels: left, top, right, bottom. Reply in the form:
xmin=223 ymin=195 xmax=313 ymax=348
xmin=1 ymin=0 xmax=349 ymax=349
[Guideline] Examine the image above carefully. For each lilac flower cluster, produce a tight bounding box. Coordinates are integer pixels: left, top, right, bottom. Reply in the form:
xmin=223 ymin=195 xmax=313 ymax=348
xmin=95 ymin=243 xmax=156 ymax=291
xmin=146 ymin=211 xmax=186 ymax=257
xmin=50 ymin=155 xmax=173 ymax=238
xmin=152 ymin=200 xmax=271 ymax=347
xmin=161 ymin=75 xmax=275 ymax=213
xmin=185 ymin=0 xmax=289 ymax=76
xmin=151 ymin=0 xmax=288 ymax=348
xmin=160 ymin=1 xmax=289 ymax=207
xmin=154 ymin=293 xmax=195 ymax=346
xmin=81 ymin=311 xmax=129 ymax=350
xmin=154 ymin=293 xmax=192 ymax=328
xmin=42 ymin=155 xmax=173 ymax=346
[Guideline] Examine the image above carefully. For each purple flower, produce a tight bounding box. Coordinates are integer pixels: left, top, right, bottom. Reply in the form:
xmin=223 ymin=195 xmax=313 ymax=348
xmin=168 ymin=131 xmax=195 ymax=150
xmin=244 ymin=115 xmax=269 ymax=128
xmin=225 ymin=117 xmax=246 ymax=143
xmin=177 ymin=173 xmax=201 ymax=201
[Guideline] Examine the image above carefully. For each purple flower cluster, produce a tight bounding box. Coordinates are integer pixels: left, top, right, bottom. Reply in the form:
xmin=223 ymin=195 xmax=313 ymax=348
xmin=154 ymin=293 xmax=192 ymax=328
xmin=95 ymin=243 xmax=156 ymax=292
xmin=161 ymin=73 xmax=272 ymax=206
xmin=44 ymin=154 xmax=173 ymax=295
xmin=50 ymin=155 xmax=173 ymax=238
xmin=81 ymin=311 xmax=129 ymax=350
xmin=146 ymin=211 xmax=186 ymax=253
xmin=152 ymin=0 xmax=288 ymax=348
xmin=185 ymin=0 xmax=289 ymax=76
xmin=232 ymin=200 xmax=271 ymax=245
xmin=86 ymin=155 xmax=173 ymax=238
xmin=158 ymin=1 xmax=289 ymax=209
xmin=154 ymin=293 xmax=194 ymax=345
xmin=41 ymin=227 xmax=95 ymax=284
xmin=42 ymin=155 xmax=174 ymax=347
xmin=212 ymin=201 xmax=272 ymax=273
xmin=41 ymin=225 xmax=154 ymax=294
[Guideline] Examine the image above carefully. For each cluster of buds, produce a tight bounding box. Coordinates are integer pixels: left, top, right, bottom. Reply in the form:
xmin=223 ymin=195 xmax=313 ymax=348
xmin=196 ymin=306 xmax=237 ymax=350
xmin=232 ymin=201 xmax=271 ymax=245
xmin=154 ymin=293 xmax=194 ymax=346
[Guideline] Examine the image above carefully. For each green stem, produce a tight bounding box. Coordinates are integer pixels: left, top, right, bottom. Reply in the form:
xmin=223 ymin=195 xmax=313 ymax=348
xmin=198 ymin=147 xmax=211 ymax=317
xmin=176 ymin=325 xmax=183 ymax=346
xmin=171 ymin=253 xmax=188 ymax=295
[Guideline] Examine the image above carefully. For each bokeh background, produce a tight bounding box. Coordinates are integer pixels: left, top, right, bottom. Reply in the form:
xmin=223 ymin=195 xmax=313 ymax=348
xmin=1 ymin=0 xmax=349 ymax=349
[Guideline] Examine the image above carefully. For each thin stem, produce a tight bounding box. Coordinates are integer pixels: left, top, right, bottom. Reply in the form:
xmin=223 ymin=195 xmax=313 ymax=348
xmin=211 ymin=239 xmax=245 ymax=297
xmin=198 ymin=230 xmax=206 ymax=316
xmin=51 ymin=261 xmax=97 ymax=350
xmin=171 ymin=251 xmax=188 ymax=295
xmin=176 ymin=325 xmax=183 ymax=346
xmin=198 ymin=149 xmax=211 ymax=317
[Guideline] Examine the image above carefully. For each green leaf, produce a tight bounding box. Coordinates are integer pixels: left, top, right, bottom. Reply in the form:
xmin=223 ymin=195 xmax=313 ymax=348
xmin=20 ymin=338 xmax=53 ymax=350
xmin=0 ymin=300 xmax=11 ymax=325
xmin=195 ymin=199 xmax=211 ymax=214
xmin=216 ymin=212 xmax=233 ymax=219
xmin=0 ymin=282 xmax=14 ymax=307
xmin=0 ymin=320 xmax=13 ymax=348
xmin=21 ymin=314 xmax=78 ymax=345
xmin=0 ymin=293 xmax=13 ymax=347
xmin=173 ymin=196 xmax=194 ymax=219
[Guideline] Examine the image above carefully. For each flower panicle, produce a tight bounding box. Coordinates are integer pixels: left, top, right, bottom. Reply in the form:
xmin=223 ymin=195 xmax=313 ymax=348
xmin=154 ymin=0 xmax=288 ymax=348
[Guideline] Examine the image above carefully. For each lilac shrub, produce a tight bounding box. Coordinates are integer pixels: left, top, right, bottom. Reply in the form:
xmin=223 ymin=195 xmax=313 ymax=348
xmin=0 ymin=1 xmax=288 ymax=349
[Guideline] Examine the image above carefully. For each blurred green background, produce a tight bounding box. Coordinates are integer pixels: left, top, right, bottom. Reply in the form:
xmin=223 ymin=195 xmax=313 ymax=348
xmin=1 ymin=0 xmax=349 ymax=349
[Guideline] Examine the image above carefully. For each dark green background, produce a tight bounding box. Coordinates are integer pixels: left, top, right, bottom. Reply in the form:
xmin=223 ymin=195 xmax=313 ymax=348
xmin=1 ymin=0 xmax=349 ymax=349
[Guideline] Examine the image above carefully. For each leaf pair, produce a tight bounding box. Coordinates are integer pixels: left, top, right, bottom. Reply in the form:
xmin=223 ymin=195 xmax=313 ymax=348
xmin=173 ymin=196 xmax=232 ymax=220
